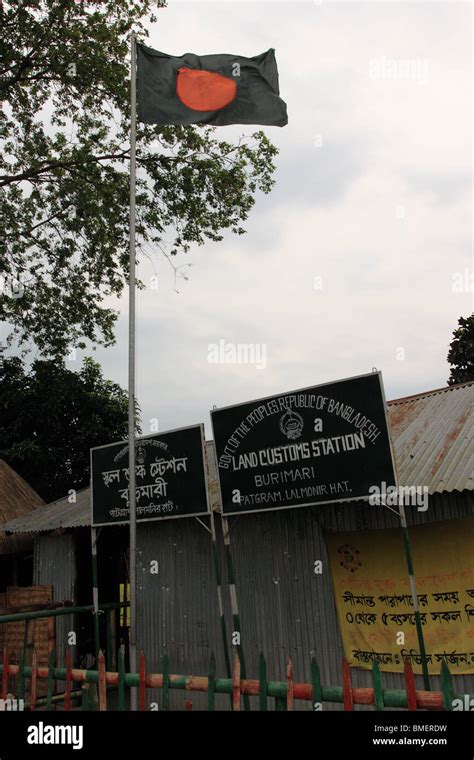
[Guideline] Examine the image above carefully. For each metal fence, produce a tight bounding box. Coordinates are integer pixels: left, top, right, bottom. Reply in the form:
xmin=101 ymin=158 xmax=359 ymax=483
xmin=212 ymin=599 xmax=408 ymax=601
xmin=1 ymin=602 xmax=472 ymax=711
xmin=1 ymin=643 xmax=471 ymax=712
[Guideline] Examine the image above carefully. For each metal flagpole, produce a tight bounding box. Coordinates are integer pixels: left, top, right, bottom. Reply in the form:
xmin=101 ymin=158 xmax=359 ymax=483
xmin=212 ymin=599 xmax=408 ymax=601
xmin=128 ymin=30 xmax=138 ymax=711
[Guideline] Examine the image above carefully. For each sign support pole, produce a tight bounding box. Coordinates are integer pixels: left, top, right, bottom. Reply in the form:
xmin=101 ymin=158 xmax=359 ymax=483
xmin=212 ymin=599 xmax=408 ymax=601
xmin=128 ymin=30 xmax=138 ymax=711
xmin=381 ymin=373 xmax=431 ymax=691
xmin=209 ymin=511 xmax=232 ymax=684
xmin=220 ymin=514 xmax=250 ymax=711
xmin=91 ymin=526 xmax=100 ymax=662
xmin=398 ymin=502 xmax=431 ymax=691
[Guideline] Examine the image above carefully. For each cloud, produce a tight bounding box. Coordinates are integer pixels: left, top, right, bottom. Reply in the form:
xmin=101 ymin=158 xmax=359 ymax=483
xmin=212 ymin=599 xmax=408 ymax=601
xmin=86 ymin=0 xmax=472 ymax=439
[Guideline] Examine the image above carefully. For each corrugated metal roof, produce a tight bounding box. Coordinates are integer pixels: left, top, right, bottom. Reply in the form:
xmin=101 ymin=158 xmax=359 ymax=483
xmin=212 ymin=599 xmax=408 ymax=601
xmin=3 ymin=487 xmax=91 ymax=534
xmin=3 ymin=441 xmax=219 ymax=535
xmin=3 ymin=381 xmax=473 ymax=535
xmin=0 ymin=459 xmax=45 ymax=553
xmin=387 ymin=380 xmax=473 ymax=494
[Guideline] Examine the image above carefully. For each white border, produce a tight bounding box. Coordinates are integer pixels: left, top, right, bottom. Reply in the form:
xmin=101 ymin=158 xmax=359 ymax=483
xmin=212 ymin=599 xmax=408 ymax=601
xmin=90 ymin=423 xmax=210 ymax=527
xmin=210 ymin=371 xmax=397 ymax=517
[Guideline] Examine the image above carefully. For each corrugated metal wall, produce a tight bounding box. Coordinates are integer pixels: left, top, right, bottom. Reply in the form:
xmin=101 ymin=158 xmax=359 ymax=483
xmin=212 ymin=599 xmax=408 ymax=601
xmin=136 ymin=516 xmax=230 ymax=709
xmin=136 ymin=490 xmax=474 ymax=710
xmin=33 ymin=533 xmax=76 ymax=671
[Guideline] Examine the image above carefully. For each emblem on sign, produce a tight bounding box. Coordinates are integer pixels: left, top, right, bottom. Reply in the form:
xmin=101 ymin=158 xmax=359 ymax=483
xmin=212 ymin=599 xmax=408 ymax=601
xmin=137 ymin=444 xmax=146 ymax=465
xmin=338 ymin=543 xmax=362 ymax=573
xmin=279 ymin=408 xmax=304 ymax=440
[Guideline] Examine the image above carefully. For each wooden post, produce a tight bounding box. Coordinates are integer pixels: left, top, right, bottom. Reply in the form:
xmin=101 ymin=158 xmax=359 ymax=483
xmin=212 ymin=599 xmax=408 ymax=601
xmin=371 ymin=659 xmax=384 ymax=710
xmin=232 ymin=654 xmax=241 ymax=711
xmin=98 ymin=650 xmax=107 ymax=711
xmin=65 ymin=647 xmax=72 ymax=711
xmin=30 ymin=648 xmax=37 ymax=711
xmin=342 ymin=657 xmax=353 ymax=711
xmin=286 ymin=657 xmax=294 ymax=710
xmin=18 ymin=649 xmax=25 ymax=702
xmin=46 ymin=649 xmax=55 ymax=711
xmin=1 ymin=644 xmax=9 ymax=699
xmin=311 ymin=656 xmax=322 ymax=710
xmin=440 ymin=661 xmax=454 ymax=711
xmin=139 ymin=650 xmax=146 ymax=711
xmin=108 ymin=608 xmax=117 ymax=671
xmin=208 ymin=652 xmax=216 ymax=711
xmin=404 ymin=657 xmax=417 ymax=711
xmin=118 ymin=645 xmax=126 ymax=711
xmin=162 ymin=653 xmax=170 ymax=711
xmin=259 ymin=652 xmax=268 ymax=711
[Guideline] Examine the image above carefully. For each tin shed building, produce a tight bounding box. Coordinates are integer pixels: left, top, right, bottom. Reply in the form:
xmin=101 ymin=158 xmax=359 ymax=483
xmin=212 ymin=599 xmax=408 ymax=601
xmin=2 ymin=381 xmax=473 ymax=709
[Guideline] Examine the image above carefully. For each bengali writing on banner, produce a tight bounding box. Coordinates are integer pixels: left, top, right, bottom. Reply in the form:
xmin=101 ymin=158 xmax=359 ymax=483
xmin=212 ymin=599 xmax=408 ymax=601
xmin=326 ymin=517 xmax=474 ymax=674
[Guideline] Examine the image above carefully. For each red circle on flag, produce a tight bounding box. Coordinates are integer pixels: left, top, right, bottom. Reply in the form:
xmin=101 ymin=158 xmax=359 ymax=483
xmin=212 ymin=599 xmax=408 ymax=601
xmin=176 ymin=68 xmax=237 ymax=112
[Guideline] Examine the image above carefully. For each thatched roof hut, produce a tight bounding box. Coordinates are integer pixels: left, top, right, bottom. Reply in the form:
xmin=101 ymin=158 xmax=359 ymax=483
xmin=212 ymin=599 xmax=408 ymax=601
xmin=0 ymin=460 xmax=45 ymax=554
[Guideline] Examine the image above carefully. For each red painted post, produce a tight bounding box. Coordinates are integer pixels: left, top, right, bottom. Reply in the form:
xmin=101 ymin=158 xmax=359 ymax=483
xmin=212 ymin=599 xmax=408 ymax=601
xmin=1 ymin=645 xmax=8 ymax=700
xmin=65 ymin=647 xmax=72 ymax=711
xmin=342 ymin=658 xmax=354 ymax=711
xmin=232 ymin=655 xmax=241 ymax=711
xmin=98 ymin=650 xmax=107 ymax=711
xmin=184 ymin=699 xmax=193 ymax=711
xmin=139 ymin=650 xmax=146 ymax=711
xmin=30 ymin=649 xmax=37 ymax=711
xmin=404 ymin=658 xmax=417 ymax=711
xmin=286 ymin=657 xmax=294 ymax=711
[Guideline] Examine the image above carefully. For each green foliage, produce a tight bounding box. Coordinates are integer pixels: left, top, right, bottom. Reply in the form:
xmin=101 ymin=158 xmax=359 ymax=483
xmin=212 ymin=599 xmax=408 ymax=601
xmin=447 ymin=314 xmax=474 ymax=385
xmin=0 ymin=356 xmax=135 ymax=501
xmin=1 ymin=0 xmax=278 ymax=357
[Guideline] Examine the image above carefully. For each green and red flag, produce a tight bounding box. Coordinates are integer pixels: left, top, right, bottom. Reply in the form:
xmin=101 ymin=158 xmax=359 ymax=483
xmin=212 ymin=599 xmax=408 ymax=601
xmin=137 ymin=43 xmax=288 ymax=127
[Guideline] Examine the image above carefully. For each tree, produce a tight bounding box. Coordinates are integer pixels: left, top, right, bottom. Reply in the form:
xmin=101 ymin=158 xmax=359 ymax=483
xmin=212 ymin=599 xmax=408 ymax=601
xmin=0 ymin=357 xmax=135 ymax=501
xmin=447 ymin=314 xmax=474 ymax=385
xmin=1 ymin=0 xmax=278 ymax=357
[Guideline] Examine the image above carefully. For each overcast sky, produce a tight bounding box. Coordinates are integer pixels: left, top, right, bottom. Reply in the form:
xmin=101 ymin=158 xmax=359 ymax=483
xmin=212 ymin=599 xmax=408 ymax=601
xmin=79 ymin=1 xmax=472 ymax=438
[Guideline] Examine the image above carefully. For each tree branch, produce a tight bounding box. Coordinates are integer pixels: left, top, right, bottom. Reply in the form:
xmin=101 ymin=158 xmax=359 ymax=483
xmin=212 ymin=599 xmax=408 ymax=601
xmin=0 ymin=151 xmax=130 ymax=186
xmin=25 ymin=203 xmax=76 ymax=234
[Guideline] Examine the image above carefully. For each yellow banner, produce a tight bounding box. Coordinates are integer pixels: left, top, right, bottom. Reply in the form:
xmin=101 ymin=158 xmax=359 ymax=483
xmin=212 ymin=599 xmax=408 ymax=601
xmin=326 ymin=516 xmax=474 ymax=674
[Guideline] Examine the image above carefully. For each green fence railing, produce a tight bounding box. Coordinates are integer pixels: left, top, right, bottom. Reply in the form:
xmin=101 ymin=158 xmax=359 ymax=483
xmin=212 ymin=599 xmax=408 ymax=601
xmin=1 ymin=645 xmax=472 ymax=711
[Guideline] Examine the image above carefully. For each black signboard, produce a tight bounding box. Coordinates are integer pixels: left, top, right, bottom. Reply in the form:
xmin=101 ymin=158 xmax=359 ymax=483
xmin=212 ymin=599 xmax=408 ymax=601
xmin=211 ymin=372 xmax=397 ymax=516
xmin=91 ymin=424 xmax=209 ymax=526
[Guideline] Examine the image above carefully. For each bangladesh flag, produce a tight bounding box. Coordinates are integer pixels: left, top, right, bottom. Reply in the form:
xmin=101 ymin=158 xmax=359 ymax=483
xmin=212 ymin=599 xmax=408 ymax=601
xmin=137 ymin=43 xmax=288 ymax=127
